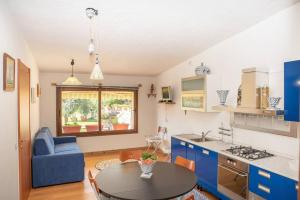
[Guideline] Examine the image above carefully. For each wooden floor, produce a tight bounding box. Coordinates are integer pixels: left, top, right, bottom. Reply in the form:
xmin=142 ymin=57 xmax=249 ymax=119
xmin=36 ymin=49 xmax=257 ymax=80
xmin=28 ymin=150 xmax=217 ymax=200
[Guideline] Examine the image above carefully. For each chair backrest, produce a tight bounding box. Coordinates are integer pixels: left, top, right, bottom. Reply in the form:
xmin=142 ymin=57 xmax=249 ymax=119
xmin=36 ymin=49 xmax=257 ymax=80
xmin=119 ymin=150 xmax=142 ymax=163
xmin=175 ymin=156 xmax=195 ymax=172
xmin=158 ymin=126 xmax=167 ymax=134
xmin=88 ymin=170 xmax=101 ymax=200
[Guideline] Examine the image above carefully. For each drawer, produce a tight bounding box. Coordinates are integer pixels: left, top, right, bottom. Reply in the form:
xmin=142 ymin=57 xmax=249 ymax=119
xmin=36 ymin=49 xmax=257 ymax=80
xmin=249 ymin=165 xmax=298 ymax=200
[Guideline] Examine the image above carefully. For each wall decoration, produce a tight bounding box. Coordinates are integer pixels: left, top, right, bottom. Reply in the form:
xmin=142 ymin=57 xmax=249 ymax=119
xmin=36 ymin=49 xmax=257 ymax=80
xmin=31 ymin=87 xmax=36 ymax=103
xmin=37 ymin=84 xmax=41 ymax=97
xmin=195 ymin=62 xmax=210 ymax=76
xmin=3 ymin=53 xmax=15 ymax=91
xmin=147 ymin=84 xmax=157 ymax=98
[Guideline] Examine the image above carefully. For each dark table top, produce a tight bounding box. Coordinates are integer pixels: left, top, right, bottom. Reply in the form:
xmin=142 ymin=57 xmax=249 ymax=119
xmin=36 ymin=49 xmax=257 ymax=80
xmin=95 ymin=161 xmax=197 ymax=200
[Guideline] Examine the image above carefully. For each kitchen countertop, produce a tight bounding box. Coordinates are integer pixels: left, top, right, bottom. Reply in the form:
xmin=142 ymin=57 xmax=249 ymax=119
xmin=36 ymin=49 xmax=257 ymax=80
xmin=172 ymin=135 xmax=299 ymax=181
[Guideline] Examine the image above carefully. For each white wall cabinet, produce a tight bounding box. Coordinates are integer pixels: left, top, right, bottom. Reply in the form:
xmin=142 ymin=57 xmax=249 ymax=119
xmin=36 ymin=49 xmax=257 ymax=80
xmin=181 ymin=75 xmax=220 ymax=112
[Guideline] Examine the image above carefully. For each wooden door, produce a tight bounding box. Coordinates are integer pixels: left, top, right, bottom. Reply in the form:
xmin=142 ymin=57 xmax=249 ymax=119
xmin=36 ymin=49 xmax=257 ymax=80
xmin=18 ymin=59 xmax=31 ymax=200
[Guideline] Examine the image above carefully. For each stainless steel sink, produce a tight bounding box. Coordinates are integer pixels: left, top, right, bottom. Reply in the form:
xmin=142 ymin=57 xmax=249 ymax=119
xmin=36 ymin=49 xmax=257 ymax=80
xmin=176 ymin=133 xmax=216 ymax=142
xmin=190 ymin=138 xmax=215 ymax=142
xmin=176 ymin=133 xmax=200 ymax=140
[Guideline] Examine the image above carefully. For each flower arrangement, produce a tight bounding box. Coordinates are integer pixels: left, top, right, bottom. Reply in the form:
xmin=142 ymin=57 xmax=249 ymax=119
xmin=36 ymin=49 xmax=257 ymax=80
xmin=139 ymin=152 xmax=157 ymax=175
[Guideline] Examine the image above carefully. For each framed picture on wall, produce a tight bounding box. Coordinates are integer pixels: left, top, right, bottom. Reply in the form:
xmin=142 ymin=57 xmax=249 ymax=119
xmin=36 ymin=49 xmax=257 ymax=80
xmin=37 ymin=83 xmax=41 ymax=97
xmin=3 ymin=53 xmax=15 ymax=91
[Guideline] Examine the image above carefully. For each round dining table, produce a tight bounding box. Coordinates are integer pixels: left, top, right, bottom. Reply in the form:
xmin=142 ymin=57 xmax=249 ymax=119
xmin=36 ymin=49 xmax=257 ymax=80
xmin=95 ymin=161 xmax=197 ymax=200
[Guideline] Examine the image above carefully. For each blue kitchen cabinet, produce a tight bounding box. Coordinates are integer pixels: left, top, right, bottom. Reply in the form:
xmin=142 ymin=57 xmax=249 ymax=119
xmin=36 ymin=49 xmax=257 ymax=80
xmin=284 ymin=60 xmax=300 ymax=122
xmin=196 ymin=147 xmax=218 ymax=195
xmin=186 ymin=143 xmax=197 ymax=162
xmin=171 ymin=137 xmax=187 ymax=162
xmin=249 ymin=165 xmax=298 ymax=200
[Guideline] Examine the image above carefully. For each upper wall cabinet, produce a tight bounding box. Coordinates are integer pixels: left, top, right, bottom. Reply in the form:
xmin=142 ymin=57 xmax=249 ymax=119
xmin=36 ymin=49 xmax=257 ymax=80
xmin=284 ymin=60 xmax=300 ymax=122
xmin=181 ymin=75 xmax=219 ymax=112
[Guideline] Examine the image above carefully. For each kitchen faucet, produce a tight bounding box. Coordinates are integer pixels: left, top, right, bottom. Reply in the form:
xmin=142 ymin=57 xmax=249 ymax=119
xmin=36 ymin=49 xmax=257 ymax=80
xmin=201 ymin=130 xmax=212 ymax=142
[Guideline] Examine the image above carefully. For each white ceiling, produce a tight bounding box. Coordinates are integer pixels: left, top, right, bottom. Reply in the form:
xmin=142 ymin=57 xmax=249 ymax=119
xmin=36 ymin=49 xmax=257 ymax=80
xmin=6 ymin=0 xmax=299 ymax=75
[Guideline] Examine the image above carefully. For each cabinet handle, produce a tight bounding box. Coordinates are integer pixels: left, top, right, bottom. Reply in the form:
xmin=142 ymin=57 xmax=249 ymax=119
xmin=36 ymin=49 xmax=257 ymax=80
xmin=296 ymin=184 xmax=299 ymax=191
xmin=258 ymin=184 xmax=270 ymax=194
xmin=258 ymin=170 xmax=271 ymax=179
xmin=180 ymin=141 xmax=186 ymax=146
xmin=202 ymin=149 xmax=209 ymax=155
xmin=188 ymin=144 xmax=194 ymax=149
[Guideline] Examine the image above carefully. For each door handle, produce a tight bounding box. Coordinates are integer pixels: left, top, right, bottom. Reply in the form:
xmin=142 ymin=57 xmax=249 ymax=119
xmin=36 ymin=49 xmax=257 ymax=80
xmin=258 ymin=170 xmax=271 ymax=179
xmin=20 ymin=140 xmax=24 ymax=149
xmin=202 ymin=149 xmax=209 ymax=155
xmin=218 ymin=164 xmax=248 ymax=177
xmin=258 ymin=184 xmax=271 ymax=194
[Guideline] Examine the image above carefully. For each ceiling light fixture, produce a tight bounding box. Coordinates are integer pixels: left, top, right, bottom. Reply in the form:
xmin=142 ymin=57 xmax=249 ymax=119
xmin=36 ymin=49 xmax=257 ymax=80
xmin=86 ymin=7 xmax=104 ymax=80
xmin=86 ymin=8 xmax=98 ymax=55
xmin=62 ymin=59 xmax=82 ymax=85
xmin=90 ymin=54 xmax=104 ymax=80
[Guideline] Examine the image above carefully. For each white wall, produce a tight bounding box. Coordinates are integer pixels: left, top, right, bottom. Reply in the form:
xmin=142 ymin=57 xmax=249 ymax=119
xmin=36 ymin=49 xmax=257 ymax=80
xmin=0 ymin=1 xmax=40 ymax=199
xmin=39 ymin=72 xmax=157 ymax=152
xmin=156 ymin=3 xmax=300 ymax=158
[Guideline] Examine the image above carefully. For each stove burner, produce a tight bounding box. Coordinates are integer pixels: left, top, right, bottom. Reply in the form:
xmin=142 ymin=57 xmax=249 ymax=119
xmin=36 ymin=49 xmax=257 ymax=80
xmin=226 ymin=145 xmax=273 ymax=160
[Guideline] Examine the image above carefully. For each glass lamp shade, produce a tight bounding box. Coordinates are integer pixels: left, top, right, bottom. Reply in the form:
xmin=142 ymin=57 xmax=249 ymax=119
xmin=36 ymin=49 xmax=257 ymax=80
xmin=62 ymin=76 xmax=82 ymax=85
xmin=88 ymin=40 xmax=95 ymax=55
xmin=90 ymin=62 xmax=104 ymax=80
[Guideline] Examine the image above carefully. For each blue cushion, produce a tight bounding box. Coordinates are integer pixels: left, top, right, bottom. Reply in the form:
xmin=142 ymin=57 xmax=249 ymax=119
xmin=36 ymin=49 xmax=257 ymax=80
xmin=34 ymin=131 xmax=55 ymax=155
xmin=40 ymin=127 xmax=54 ymax=147
xmin=55 ymin=143 xmax=81 ymax=153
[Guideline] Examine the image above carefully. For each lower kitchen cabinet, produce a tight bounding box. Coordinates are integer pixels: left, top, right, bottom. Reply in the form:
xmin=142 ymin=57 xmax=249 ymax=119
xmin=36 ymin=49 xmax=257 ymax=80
xmin=196 ymin=147 xmax=218 ymax=195
xmin=186 ymin=142 xmax=197 ymax=161
xmin=249 ymin=165 xmax=298 ymax=200
xmin=171 ymin=137 xmax=187 ymax=162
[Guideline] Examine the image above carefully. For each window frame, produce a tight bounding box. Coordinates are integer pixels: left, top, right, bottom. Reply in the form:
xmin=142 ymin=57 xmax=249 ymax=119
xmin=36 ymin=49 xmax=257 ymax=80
xmin=56 ymin=86 xmax=138 ymax=137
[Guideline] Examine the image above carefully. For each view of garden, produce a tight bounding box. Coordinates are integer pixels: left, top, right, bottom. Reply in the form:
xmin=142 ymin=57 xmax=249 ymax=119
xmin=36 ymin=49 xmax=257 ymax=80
xmin=61 ymin=90 xmax=134 ymax=134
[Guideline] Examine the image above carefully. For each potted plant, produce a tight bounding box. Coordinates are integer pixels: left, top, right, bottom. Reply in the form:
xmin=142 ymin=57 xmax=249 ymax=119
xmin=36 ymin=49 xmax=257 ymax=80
xmin=62 ymin=122 xmax=81 ymax=133
xmin=105 ymin=99 xmax=130 ymax=131
xmin=111 ymin=116 xmax=129 ymax=130
xmin=138 ymin=152 xmax=157 ymax=177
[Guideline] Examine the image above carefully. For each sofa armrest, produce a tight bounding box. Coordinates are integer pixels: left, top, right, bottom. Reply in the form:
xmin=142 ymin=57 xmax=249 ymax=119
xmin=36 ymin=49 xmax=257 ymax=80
xmin=53 ymin=136 xmax=77 ymax=144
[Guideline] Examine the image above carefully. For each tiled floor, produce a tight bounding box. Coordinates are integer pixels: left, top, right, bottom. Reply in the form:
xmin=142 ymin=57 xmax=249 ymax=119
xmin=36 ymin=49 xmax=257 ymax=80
xmin=28 ymin=150 xmax=217 ymax=200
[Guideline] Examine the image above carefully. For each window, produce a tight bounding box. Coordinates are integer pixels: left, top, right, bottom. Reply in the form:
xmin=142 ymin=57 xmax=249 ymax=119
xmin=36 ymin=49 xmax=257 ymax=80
xmin=57 ymin=87 xmax=138 ymax=136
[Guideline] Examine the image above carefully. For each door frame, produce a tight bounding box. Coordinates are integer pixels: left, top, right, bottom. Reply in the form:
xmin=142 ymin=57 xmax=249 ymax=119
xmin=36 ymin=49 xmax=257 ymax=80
xmin=18 ymin=59 xmax=31 ymax=200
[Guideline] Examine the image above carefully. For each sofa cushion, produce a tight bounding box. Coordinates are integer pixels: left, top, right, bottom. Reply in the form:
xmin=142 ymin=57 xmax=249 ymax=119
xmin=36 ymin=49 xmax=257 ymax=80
xmin=55 ymin=143 xmax=81 ymax=154
xmin=40 ymin=127 xmax=54 ymax=147
xmin=34 ymin=131 xmax=55 ymax=155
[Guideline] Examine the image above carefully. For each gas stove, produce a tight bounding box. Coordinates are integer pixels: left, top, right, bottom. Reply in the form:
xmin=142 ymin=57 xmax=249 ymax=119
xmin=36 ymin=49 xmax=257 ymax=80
xmin=225 ymin=145 xmax=274 ymax=160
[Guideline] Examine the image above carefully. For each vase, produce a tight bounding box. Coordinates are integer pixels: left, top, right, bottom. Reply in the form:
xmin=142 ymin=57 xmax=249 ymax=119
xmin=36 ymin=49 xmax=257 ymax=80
xmin=138 ymin=160 xmax=156 ymax=176
xmin=217 ymin=90 xmax=229 ymax=106
xmin=268 ymin=97 xmax=281 ymax=110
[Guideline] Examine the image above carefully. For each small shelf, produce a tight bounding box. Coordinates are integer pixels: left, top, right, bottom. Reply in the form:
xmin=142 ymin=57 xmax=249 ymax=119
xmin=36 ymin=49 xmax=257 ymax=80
xmin=158 ymin=100 xmax=176 ymax=104
xmin=147 ymin=94 xmax=157 ymax=98
xmin=212 ymin=105 xmax=284 ymax=116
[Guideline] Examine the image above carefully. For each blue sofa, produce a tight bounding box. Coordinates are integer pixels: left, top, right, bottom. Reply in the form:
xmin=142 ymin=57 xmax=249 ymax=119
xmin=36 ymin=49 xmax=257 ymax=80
xmin=32 ymin=127 xmax=85 ymax=188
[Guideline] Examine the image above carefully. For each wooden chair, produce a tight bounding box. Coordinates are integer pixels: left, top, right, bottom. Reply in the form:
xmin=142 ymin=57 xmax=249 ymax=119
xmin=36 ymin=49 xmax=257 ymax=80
xmin=174 ymin=157 xmax=197 ymax=200
xmin=88 ymin=170 xmax=111 ymax=200
xmin=119 ymin=150 xmax=142 ymax=163
xmin=175 ymin=156 xmax=195 ymax=172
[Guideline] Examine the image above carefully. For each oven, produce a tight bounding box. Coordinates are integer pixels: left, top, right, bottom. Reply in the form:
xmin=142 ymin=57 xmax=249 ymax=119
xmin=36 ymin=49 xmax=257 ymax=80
xmin=218 ymin=154 xmax=249 ymax=200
